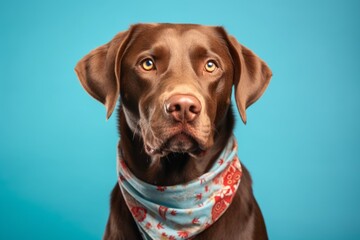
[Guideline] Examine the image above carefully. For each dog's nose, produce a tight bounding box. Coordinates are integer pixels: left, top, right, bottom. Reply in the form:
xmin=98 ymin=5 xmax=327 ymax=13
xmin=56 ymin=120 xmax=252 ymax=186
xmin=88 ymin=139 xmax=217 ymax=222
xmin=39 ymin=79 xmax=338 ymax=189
xmin=165 ymin=94 xmax=202 ymax=122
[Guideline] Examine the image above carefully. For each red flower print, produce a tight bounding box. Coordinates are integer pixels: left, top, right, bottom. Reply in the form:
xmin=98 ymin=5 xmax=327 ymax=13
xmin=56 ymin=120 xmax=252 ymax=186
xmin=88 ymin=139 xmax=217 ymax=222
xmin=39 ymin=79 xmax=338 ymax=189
xmin=205 ymin=185 xmax=209 ymax=192
xmin=157 ymin=222 xmax=164 ymax=229
xmin=213 ymin=175 xmax=221 ymax=184
xmin=195 ymin=193 xmax=202 ymax=201
xmin=119 ymin=175 xmax=126 ymax=182
xmin=157 ymin=186 xmax=167 ymax=192
xmin=223 ymin=163 xmax=242 ymax=191
xmin=130 ymin=206 xmax=147 ymax=222
xmin=170 ymin=209 xmax=177 ymax=216
xmin=159 ymin=206 xmax=168 ymax=220
xmin=145 ymin=222 xmax=152 ymax=229
xmin=177 ymin=230 xmax=189 ymax=238
xmin=218 ymin=159 xmax=224 ymax=165
xmin=160 ymin=233 xmax=169 ymax=240
xmin=211 ymin=196 xmax=228 ymax=221
xmin=211 ymin=164 xmax=241 ymax=222
xmin=169 ymin=236 xmax=176 ymax=240
xmin=192 ymin=217 xmax=200 ymax=224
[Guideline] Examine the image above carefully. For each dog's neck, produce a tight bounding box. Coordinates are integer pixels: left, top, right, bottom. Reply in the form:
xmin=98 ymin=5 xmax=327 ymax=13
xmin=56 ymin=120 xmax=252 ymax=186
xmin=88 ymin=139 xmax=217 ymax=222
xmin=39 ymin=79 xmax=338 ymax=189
xmin=118 ymin=107 xmax=234 ymax=186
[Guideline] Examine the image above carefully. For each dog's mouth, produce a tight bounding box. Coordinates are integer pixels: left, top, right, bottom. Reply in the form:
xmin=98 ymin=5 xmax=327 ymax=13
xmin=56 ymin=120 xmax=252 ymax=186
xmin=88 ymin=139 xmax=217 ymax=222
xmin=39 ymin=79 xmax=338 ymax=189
xmin=145 ymin=131 xmax=207 ymax=158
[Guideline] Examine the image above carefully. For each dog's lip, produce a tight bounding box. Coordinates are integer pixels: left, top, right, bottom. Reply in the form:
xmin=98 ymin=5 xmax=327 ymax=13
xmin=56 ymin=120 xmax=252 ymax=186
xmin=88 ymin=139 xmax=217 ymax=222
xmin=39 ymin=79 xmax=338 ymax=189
xmin=163 ymin=132 xmax=198 ymax=150
xmin=145 ymin=131 xmax=207 ymax=157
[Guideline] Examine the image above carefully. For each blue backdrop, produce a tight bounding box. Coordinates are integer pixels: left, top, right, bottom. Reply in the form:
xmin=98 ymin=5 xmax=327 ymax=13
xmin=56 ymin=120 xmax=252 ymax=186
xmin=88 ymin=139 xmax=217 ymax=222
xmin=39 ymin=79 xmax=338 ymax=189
xmin=1 ymin=0 xmax=359 ymax=239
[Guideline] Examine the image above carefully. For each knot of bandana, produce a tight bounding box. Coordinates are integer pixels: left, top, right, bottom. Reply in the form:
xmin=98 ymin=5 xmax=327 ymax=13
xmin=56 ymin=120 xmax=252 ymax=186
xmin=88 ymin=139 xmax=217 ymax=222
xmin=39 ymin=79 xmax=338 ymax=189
xmin=117 ymin=136 xmax=242 ymax=240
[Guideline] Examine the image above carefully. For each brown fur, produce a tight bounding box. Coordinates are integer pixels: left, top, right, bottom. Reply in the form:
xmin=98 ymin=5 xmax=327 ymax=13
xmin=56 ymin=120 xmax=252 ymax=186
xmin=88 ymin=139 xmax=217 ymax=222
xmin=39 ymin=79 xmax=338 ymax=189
xmin=75 ymin=23 xmax=272 ymax=240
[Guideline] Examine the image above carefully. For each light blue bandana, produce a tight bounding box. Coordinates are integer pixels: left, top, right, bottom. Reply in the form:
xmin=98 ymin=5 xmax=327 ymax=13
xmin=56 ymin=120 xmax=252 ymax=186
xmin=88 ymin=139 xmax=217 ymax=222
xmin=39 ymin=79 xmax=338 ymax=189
xmin=117 ymin=136 xmax=242 ymax=240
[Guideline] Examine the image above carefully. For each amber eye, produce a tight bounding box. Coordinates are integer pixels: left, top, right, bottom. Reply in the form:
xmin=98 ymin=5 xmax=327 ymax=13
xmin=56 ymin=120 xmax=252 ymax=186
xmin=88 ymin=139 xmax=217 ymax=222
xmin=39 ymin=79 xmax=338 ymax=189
xmin=141 ymin=59 xmax=155 ymax=71
xmin=205 ymin=60 xmax=217 ymax=72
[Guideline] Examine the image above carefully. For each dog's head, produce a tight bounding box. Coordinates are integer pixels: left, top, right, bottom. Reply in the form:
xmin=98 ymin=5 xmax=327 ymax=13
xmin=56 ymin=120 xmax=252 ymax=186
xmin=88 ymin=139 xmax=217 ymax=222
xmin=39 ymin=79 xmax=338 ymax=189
xmin=75 ymin=24 xmax=271 ymax=157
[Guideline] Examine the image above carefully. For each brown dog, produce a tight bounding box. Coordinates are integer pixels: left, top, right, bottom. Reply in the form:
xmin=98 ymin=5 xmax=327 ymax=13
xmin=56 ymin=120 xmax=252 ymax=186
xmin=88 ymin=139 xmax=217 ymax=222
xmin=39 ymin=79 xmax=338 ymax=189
xmin=75 ymin=23 xmax=272 ymax=240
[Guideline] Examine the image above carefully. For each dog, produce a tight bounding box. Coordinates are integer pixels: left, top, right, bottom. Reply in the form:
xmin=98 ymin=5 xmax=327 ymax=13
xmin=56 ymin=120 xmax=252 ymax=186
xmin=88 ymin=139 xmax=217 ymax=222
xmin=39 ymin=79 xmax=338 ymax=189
xmin=75 ymin=23 xmax=272 ymax=240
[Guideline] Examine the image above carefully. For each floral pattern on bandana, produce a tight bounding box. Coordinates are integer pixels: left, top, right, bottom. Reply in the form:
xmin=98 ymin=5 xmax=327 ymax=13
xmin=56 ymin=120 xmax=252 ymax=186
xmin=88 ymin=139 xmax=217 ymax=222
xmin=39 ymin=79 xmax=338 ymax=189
xmin=117 ymin=136 xmax=242 ymax=240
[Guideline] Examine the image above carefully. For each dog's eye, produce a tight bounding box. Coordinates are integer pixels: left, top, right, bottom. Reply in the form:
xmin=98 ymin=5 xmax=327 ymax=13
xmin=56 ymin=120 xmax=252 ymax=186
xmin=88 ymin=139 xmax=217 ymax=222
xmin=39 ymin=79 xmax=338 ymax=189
xmin=141 ymin=59 xmax=155 ymax=71
xmin=205 ymin=60 xmax=217 ymax=72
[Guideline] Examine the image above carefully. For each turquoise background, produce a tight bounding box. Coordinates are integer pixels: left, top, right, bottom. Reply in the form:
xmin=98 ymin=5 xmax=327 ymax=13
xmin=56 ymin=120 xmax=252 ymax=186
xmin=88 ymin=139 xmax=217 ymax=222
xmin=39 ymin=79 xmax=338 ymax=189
xmin=1 ymin=0 xmax=359 ymax=239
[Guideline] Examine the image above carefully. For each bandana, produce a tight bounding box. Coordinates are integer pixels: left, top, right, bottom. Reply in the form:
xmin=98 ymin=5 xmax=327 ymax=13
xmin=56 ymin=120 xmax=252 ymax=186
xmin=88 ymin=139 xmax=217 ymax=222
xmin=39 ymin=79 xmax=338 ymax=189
xmin=117 ymin=136 xmax=242 ymax=240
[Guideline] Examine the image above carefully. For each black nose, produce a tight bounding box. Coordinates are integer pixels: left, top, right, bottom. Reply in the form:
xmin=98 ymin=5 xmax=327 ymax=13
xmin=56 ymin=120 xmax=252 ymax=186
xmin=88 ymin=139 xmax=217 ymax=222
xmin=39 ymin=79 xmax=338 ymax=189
xmin=165 ymin=94 xmax=202 ymax=122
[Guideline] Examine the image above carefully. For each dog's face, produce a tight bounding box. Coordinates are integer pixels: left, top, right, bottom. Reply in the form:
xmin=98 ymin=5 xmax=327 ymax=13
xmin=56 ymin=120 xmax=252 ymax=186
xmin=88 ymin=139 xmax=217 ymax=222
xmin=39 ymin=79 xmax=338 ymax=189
xmin=120 ymin=25 xmax=234 ymax=156
xmin=75 ymin=24 xmax=272 ymax=158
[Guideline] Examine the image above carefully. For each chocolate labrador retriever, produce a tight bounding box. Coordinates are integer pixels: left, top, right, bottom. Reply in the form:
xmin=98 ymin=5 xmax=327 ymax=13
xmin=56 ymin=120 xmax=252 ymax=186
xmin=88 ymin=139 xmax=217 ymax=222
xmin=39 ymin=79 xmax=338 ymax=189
xmin=75 ymin=23 xmax=272 ymax=240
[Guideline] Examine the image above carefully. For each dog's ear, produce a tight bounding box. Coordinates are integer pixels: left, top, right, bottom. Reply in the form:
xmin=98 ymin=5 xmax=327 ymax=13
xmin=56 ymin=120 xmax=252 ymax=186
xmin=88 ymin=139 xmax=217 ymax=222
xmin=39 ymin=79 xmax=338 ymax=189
xmin=226 ymin=35 xmax=272 ymax=124
xmin=75 ymin=29 xmax=133 ymax=119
